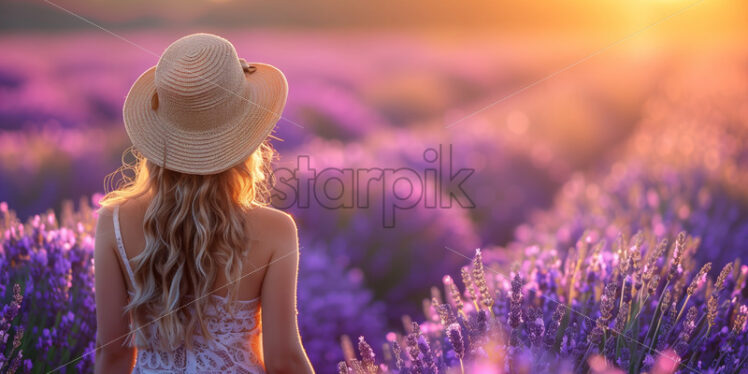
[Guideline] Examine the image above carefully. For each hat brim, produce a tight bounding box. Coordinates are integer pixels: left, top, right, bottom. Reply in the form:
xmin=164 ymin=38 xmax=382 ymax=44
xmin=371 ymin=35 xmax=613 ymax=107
xmin=123 ymin=62 xmax=288 ymax=175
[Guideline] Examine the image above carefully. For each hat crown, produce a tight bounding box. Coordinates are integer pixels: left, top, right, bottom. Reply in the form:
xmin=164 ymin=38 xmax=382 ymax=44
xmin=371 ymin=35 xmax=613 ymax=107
xmin=154 ymin=33 xmax=247 ymax=131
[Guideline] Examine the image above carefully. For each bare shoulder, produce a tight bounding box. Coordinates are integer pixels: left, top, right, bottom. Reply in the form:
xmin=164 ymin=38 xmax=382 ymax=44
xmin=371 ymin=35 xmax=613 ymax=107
xmin=95 ymin=205 xmax=115 ymax=237
xmin=244 ymin=205 xmax=298 ymax=248
xmin=92 ymin=206 xmax=118 ymax=261
xmin=96 ymin=205 xmax=115 ymax=218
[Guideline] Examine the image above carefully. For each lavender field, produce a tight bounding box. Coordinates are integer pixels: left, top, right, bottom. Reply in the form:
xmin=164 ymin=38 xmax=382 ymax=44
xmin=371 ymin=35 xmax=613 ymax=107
xmin=341 ymin=63 xmax=748 ymax=372
xmin=1 ymin=27 xmax=748 ymax=373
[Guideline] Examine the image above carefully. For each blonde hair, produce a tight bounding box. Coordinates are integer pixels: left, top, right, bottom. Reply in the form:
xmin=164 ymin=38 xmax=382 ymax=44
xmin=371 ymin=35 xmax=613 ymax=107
xmin=99 ymin=141 xmax=276 ymax=350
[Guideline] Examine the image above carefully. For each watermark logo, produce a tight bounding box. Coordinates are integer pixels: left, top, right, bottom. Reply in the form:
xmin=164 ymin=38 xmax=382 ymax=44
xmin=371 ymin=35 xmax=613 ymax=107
xmin=271 ymin=145 xmax=475 ymax=227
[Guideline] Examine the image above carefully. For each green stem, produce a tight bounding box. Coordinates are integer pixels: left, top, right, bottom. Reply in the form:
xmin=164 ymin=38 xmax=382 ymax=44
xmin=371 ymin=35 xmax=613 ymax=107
xmin=616 ymin=276 xmax=627 ymax=357
xmin=643 ymin=281 xmax=669 ymax=344
xmin=688 ymin=325 xmax=711 ymax=368
xmin=633 ymin=294 xmax=649 ymax=320
xmin=575 ymin=346 xmax=593 ymax=373
xmin=458 ymin=309 xmax=468 ymax=321
xmin=675 ymin=294 xmax=691 ymax=328
xmin=646 ymin=310 xmax=664 ymax=359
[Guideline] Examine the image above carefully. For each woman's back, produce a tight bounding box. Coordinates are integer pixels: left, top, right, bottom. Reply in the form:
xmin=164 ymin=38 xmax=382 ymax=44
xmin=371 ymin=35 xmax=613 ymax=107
xmin=107 ymin=197 xmax=299 ymax=373
xmin=97 ymin=198 xmax=310 ymax=373
xmin=114 ymin=195 xmax=274 ymax=304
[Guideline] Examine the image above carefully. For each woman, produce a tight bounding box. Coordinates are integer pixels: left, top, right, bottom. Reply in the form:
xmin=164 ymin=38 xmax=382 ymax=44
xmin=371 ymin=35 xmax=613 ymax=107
xmin=93 ymin=33 xmax=314 ymax=373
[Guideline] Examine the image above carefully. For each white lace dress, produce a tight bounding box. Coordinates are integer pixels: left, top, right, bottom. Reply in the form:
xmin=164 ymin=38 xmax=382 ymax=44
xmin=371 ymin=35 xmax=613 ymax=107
xmin=113 ymin=205 xmax=266 ymax=373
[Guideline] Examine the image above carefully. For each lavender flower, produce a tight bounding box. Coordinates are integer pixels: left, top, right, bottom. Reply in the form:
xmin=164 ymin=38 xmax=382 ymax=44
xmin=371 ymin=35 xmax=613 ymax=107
xmin=525 ymin=307 xmax=545 ymax=347
xmin=509 ymin=273 xmax=524 ymax=329
xmin=1 ymin=202 xmax=96 ymax=373
xmin=417 ymin=335 xmax=437 ymax=374
xmin=674 ymin=306 xmax=698 ymax=356
xmin=443 ymin=275 xmax=464 ymax=314
xmin=358 ymin=336 xmax=377 ymax=374
xmin=391 ymin=340 xmax=404 ymax=371
xmin=715 ymin=262 xmax=733 ymax=293
xmin=731 ymin=306 xmax=747 ymax=335
xmin=686 ymin=262 xmax=711 ymax=297
xmin=347 ymin=233 xmax=747 ymax=373
xmin=543 ymin=304 xmax=566 ymax=350
xmin=446 ymin=323 xmax=464 ymax=359
xmin=460 ymin=267 xmax=477 ymax=308
xmin=667 ymin=232 xmax=686 ymax=283
xmin=706 ymin=295 xmax=718 ymax=331
xmin=472 ymin=249 xmax=493 ymax=311
xmin=337 ymin=361 xmax=350 ymax=374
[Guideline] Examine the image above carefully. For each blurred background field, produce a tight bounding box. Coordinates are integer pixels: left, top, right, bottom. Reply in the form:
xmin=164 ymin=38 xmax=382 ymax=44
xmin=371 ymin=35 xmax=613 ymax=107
xmin=1 ymin=0 xmax=747 ymax=371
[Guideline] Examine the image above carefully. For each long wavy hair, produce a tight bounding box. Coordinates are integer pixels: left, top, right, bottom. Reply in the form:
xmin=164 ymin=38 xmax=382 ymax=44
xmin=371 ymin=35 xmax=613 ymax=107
xmin=98 ymin=140 xmax=276 ymax=350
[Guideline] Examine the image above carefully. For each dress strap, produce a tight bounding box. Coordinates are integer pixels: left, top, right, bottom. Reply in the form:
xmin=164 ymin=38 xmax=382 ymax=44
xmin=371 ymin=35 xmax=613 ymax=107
xmin=113 ymin=205 xmax=136 ymax=287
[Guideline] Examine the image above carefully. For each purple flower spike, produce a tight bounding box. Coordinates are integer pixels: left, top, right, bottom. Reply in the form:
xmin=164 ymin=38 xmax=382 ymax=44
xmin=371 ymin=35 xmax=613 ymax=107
xmin=447 ymin=323 xmax=464 ymax=359
xmin=358 ymin=336 xmax=377 ymax=374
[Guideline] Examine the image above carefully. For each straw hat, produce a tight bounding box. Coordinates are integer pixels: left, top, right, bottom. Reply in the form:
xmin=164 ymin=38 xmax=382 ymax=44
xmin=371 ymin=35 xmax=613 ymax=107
xmin=123 ymin=33 xmax=288 ymax=175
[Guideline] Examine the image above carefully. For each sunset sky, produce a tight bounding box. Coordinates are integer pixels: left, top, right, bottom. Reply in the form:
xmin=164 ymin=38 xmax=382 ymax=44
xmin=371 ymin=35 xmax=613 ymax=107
xmin=2 ymin=0 xmax=746 ymax=44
